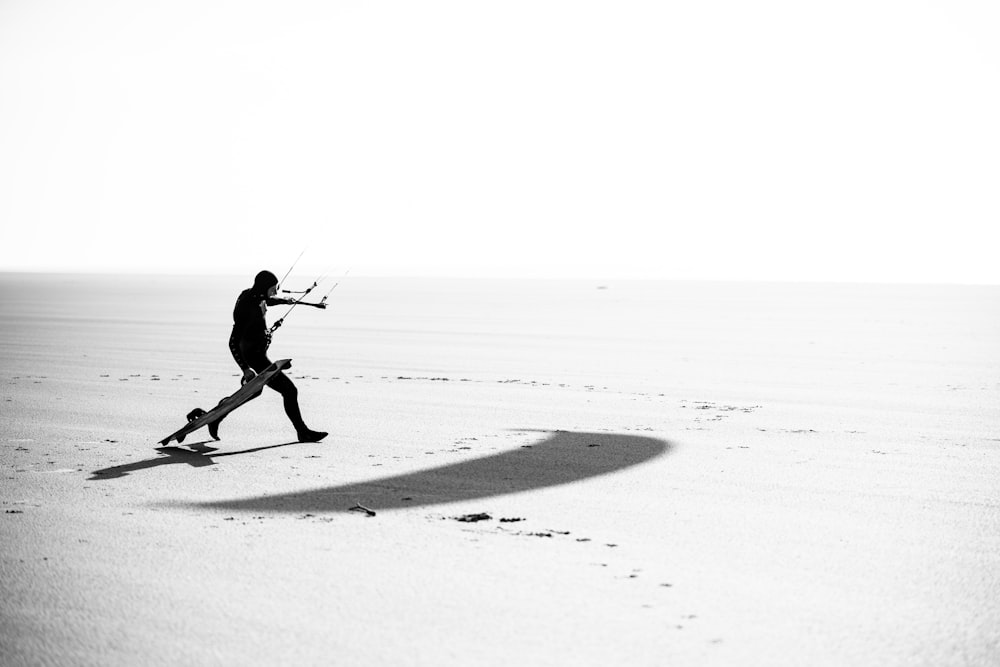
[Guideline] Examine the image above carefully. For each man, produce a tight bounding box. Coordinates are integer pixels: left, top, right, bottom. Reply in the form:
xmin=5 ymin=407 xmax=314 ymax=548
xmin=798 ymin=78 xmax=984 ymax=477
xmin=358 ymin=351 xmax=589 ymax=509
xmin=229 ymin=270 xmax=328 ymax=442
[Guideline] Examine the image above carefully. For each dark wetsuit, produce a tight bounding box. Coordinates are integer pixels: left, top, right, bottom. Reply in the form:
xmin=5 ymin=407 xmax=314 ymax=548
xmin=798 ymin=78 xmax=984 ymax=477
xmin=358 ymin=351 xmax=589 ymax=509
xmin=229 ymin=288 xmax=307 ymax=433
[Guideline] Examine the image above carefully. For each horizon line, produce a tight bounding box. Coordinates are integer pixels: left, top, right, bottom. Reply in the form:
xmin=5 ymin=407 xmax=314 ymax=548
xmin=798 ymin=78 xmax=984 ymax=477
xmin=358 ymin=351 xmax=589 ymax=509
xmin=1 ymin=268 xmax=997 ymax=288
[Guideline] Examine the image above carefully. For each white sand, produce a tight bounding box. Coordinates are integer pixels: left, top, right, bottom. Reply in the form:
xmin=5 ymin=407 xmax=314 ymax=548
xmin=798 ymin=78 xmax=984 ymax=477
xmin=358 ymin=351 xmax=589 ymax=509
xmin=2 ymin=274 xmax=998 ymax=666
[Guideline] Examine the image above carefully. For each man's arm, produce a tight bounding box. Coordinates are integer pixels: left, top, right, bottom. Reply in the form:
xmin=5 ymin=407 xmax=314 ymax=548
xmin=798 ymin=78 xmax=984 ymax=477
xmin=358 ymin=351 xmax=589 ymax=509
xmin=229 ymin=334 xmax=256 ymax=384
xmin=266 ymin=297 xmax=326 ymax=309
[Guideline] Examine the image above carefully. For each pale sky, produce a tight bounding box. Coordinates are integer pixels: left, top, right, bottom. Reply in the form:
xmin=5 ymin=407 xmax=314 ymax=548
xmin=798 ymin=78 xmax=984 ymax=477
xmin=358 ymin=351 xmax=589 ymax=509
xmin=1 ymin=1 xmax=998 ymax=283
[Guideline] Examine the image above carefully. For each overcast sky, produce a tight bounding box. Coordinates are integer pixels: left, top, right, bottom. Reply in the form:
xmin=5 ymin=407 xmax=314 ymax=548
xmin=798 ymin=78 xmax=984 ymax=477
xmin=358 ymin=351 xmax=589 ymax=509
xmin=1 ymin=1 xmax=997 ymax=283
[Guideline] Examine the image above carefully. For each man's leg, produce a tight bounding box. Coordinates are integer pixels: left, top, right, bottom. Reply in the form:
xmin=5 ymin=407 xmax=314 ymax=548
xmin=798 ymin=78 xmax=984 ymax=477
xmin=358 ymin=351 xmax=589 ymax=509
xmin=263 ymin=369 xmax=327 ymax=442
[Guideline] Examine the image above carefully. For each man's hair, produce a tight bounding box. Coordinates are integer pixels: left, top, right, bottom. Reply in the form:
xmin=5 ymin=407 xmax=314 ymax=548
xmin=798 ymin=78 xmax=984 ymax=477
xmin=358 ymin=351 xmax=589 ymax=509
xmin=253 ymin=270 xmax=279 ymax=292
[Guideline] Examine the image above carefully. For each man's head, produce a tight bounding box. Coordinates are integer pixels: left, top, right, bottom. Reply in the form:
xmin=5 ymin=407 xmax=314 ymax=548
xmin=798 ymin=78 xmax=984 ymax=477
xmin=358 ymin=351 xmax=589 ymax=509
xmin=252 ymin=270 xmax=279 ymax=296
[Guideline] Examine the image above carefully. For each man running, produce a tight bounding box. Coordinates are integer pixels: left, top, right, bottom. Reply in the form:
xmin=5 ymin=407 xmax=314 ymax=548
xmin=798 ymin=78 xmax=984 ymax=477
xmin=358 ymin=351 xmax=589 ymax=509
xmin=229 ymin=270 xmax=328 ymax=442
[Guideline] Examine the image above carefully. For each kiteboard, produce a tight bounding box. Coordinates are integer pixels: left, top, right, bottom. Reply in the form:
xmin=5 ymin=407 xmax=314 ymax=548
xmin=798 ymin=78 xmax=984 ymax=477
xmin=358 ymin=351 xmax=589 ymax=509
xmin=158 ymin=359 xmax=292 ymax=446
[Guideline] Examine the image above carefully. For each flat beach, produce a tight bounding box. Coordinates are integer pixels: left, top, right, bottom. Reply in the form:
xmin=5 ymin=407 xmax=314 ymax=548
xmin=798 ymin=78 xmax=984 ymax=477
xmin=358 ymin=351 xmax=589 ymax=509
xmin=2 ymin=273 xmax=998 ymax=666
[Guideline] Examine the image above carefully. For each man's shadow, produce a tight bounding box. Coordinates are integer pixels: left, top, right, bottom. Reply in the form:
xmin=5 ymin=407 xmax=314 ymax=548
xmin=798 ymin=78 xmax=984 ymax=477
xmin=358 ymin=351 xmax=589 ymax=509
xmin=183 ymin=429 xmax=671 ymax=513
xmin=88 ymin=441 xmax=301 ymax=480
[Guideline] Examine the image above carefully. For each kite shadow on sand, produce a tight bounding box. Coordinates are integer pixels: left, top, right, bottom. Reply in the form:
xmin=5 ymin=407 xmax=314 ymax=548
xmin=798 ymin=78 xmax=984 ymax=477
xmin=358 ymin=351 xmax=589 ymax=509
xmin=179 ymin=429 xmax=671 ymax=514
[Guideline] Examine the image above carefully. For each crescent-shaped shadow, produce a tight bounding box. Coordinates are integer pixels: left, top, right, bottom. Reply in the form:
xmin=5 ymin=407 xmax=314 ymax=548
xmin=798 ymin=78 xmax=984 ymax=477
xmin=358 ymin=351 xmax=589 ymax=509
xmin=189 ymin=430 xmax=671 ymax=514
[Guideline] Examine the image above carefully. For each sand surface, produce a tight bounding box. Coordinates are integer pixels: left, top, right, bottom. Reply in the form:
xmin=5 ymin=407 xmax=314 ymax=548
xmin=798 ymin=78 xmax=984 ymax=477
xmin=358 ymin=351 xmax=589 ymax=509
xmin=2 ymin=274 xmax=998 ymax=666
